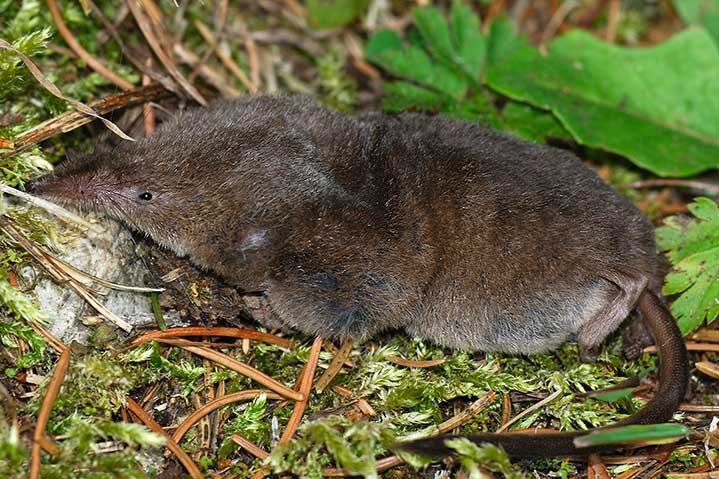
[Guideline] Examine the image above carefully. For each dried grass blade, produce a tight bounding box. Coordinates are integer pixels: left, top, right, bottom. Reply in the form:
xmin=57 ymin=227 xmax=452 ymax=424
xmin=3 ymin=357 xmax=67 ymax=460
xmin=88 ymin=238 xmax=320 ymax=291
xmin=0 ymin=38 xmax=133 ymax=141
xmin=127 ymin=0 xmax=207 ymax=105
xmin=4 ymin=84 xmax=170 ymax=159
xmin=496 ymin=389 xmax=560 ymax=433
xmin=1 ymin=183 xmax=97 ymax=231
xmin=194 ymin=20 xmax=254 ymax=91
xmin=385 ymin=355 xmax=445 ymax=368
xmin=38 ymin=249 xmax=164 ymax=293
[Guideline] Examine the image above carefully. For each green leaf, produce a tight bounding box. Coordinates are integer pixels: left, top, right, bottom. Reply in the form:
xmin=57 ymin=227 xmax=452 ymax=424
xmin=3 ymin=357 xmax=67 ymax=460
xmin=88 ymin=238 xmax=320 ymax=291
xmin=500 ymin=101 xmax=570 ymax=144
xmin=365 ymin=29 xmax=467 ymax=98
xmin=485 ymin=28 xmax=719 ymax=177
xmin=307 ymin=0 xmax=369 ymax=30
xmin=656 ymin=197 xmax=719 ymax=334
xmin=450 ymin=1 xmax=484 ymax=82
xmin=573 ymin=424 xmax=691 ymax=448
xmin=673 ymin=0 xmax=719 ymax=46
xmin=589 ymin=386 xmax=636 ymax=403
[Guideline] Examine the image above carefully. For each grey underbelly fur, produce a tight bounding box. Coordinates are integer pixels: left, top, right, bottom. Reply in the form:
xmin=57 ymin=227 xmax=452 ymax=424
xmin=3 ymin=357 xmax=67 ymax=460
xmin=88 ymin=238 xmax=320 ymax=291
xmin=408 ymin=278 xmax=617 ymax=354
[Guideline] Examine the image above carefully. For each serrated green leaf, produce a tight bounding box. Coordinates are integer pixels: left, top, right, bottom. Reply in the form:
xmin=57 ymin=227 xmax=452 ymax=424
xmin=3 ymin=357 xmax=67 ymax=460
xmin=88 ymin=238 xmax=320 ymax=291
xmin=485 ymin=28 xmax=719 ymax=177
xmin=414 ymin=7 xmax=455 ymax=66
xmin=657 ymin=197 xmax=719 ymax=334
xmin=573 ymin=424 xmax=691 ymax=448
xmin=365 ymin=29 xmax=467 ymax=98
xmin=451 ymin=2 xmax=484 ymax=72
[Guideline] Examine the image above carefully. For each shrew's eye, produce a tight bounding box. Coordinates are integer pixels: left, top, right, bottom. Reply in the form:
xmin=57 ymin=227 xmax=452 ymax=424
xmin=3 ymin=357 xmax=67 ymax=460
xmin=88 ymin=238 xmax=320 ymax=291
xmin=138 ymin=192 xmax=153 ymax=201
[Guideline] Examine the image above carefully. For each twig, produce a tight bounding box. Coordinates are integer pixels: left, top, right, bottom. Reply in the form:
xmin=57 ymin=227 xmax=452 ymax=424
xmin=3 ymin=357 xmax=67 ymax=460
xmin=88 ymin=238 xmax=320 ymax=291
xmin=46 ymin=0 xmax=134 ymax=91
xmin=496 ymin=389 xmax=561 ymax=433
xmin=324 ymin=392 xmax=498 ymax=477
xmin=0 ymin=39 xmax=133 ymax=141
xmin=606 ymin=0 xmax=621 ymax=43
xmin=644 ymin=342 xmax=719 ymax=353
xmin=87 ymin=0 xmax=179 ymax=94
xmin=280 ymin=337 xmax=323 ymax=443
xmin=126 ymin=397 xmax=203 ymax=479
xmin=630 ymin=179 xmax=719 ymax=194
xmin=127 ymin=0 xmax=206 ymax=105
xmin=194 ymin=20 xmax=255 ymax=92
xmin=173 ymin=44 xmax=241 ymax=97
xmin=1 ymin=83 xmax=171 ymax=160
xmin=142 ymin=57 xmax=157 ymax=134
xmin=232 ymin=434 xmax=270 ymax=460
xmin=172 ymin=390 xmax=282 ymax=443
xmin=315 ymin=339 xmax=352 ymax=392
xmin=385 ymin=355 xmax=445 ymax=368
xmin=678 ymin=404 xmax=719 ymax=413
xmin=30 ymin=348 xmax=70 ymax=479
xmin=157 ymin=338 xmax=302 ymax=400
xmin=589 ymin=453 xmax=611 ymax=479
xmin=131 ymin=326 xmax=296 ymax=349
xmin=541 ymin=0 xmax=578 ymax=43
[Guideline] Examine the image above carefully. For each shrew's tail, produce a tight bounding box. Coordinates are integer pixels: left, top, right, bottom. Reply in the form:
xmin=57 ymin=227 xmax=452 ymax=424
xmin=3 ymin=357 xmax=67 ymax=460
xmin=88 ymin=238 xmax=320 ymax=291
xmin=393 ymin=290 xmax=688 ymax=458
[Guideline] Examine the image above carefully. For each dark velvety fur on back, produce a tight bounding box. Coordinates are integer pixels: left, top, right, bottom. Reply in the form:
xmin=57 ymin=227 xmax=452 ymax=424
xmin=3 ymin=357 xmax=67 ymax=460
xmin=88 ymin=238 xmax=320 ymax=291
xmin=30 ymin=95 xmax=686 ymax=457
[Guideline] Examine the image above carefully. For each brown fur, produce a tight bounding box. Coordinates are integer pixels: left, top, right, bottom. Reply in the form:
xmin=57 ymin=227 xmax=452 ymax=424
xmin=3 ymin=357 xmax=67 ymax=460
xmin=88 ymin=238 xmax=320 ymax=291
xmin=30 ymin=95 xmax=687 ymax=457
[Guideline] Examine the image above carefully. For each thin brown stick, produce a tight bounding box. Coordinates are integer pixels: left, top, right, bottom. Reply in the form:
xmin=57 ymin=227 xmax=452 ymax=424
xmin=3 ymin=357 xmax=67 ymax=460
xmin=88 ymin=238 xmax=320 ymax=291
xmin=678 ymin=404 xmax=719 ymax=413
xmin=606 ymin=0 xmax=621 ymax=43
xmin=323 ymin=392 xmax=498 ymax=477
xmin=589 ymin=453 xmax=611 ymax=479
xmin=193 ymin=20 xmax=255 ymax=92
xmin=127 ymin=0 xmax=206 ymax=105
xmin=131 ymin=326 xmax=296 ymax=349
xmin=630 ymin=179 xmax=719 ymax=194
xmin=231 ymin=434 xmax=269 ymax=460
xmin=173 ymin=43 xmax=241 ymax=97
xmin=242 ymin=23 xmax=261 ymax=91
xmin=126 ymin=397 xmax=203 ymax=479
xmin=2 ymin=83 xmax=171 ymax=159
xmin=87 ymin=0 xmax=178 ymax=94
xmin=30 ymin=348 xmax=70 ymax=479
xmin=315 ymin=339 xmax=352 ymax=392
xmin=46 ymin=0 xmax=133 ymax=91
xmin=157 ymin=339 xmax=302 ymax=400
xmin=644 ymin=342 xmax=719 ymax=353
xmin=496 ymin=389 xmax=561 ymax=433
xmin=323 ymin=456 xmax=403 ymax=477
xmin=172 ymin=390 xmax=282 ymax=443
xmin=280 ymin=337 xmax=323 ymax=444
xmin=142 ymin=57 xmax=157 ymax=134
xmin=385 ymin=356 xmax=446 ymax=368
